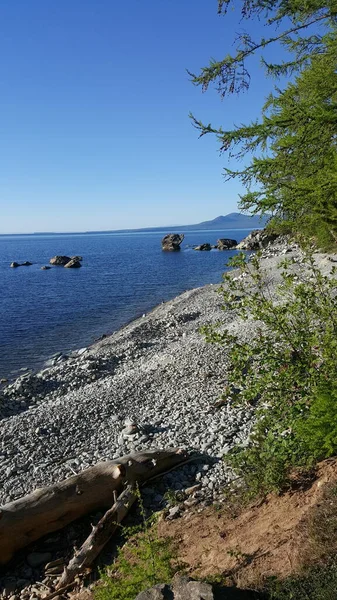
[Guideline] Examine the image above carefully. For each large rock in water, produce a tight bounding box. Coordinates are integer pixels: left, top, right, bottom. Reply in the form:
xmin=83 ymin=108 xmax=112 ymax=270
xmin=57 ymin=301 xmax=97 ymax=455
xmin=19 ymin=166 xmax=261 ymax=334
xmin=50 ymin=255 xmax=71 ymax=266
xmin=217 ymin=238 xmax=237 ymax=250
xmin=161 ymin=233 xmax=184 ymax=251
xmin=50 ymin=255 xmax=83 ymax=266
xmin=236 ymin=229 xmax=278 ymax=250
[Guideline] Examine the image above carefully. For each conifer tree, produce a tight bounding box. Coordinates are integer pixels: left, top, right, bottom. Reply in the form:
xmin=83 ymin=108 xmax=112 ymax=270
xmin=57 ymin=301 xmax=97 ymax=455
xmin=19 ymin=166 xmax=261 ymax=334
xmin=190 ymin=1 xmax=337 ymax=243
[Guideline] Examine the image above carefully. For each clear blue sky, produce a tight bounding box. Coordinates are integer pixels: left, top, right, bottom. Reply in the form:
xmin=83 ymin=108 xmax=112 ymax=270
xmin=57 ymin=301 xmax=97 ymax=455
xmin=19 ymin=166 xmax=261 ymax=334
xmin=0 ymin=0 xmax=284 ymax=233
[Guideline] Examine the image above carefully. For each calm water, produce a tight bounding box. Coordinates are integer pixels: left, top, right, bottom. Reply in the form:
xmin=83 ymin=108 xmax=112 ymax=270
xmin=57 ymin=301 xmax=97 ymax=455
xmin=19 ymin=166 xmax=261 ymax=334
xmin=0 ymin=229 xmax=250 ymax=379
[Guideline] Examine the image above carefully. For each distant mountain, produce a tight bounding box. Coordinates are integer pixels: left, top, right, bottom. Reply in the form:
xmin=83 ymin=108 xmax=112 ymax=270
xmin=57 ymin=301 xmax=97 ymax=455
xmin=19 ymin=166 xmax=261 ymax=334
xmin=0 ymin=213 xmax=269 ymax=236
xmin=184 ymin=213 xmax=269 ymax=230
xmin=92 ymin=213 xmax=269 ymax=234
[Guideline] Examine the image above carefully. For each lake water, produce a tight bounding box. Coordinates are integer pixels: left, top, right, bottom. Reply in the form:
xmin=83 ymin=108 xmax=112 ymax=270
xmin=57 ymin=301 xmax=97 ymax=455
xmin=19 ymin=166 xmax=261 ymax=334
xmin=0 ymin=229 xmax=250 ymax=379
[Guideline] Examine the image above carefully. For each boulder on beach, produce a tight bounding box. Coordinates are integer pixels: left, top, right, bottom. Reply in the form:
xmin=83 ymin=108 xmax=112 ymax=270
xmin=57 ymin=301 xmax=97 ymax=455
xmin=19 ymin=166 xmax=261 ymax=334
xmin=135 ymin=575 xmax=216 ymax=600
xmin=64 ymin=258 xmax=81 ymax=268
xmin=50 ymin=255 xmax=71 ymax=266
xmin=194 ymin=243 xmax=212 ymax=251
xmin=236 ymin=229 xmax=278 ymax=250
xmin=217 ymin=238 xmax=237 ymax=250
xmin=161 ymin=233 xmax=184 ymax=251
xmin=10 ymin=262 xmax=20 ymax=268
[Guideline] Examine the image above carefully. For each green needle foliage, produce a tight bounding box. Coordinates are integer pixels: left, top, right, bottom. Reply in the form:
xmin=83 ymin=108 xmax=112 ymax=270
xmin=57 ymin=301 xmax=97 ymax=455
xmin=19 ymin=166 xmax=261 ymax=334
xmin=190 ymin=1 xmax=337 ymax=97
xmin=222 ymin=35 xmax=337 ymax=245
xmin=190 ymin=1 xmax=337 ymax=246
xmin=202 ymin=250 xmax=337 ymax=495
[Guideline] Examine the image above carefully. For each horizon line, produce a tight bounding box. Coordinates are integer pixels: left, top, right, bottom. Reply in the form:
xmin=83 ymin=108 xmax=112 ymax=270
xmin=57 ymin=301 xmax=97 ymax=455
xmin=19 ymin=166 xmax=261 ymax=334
xmin=0 ymin=212 xmax=267 ymax=236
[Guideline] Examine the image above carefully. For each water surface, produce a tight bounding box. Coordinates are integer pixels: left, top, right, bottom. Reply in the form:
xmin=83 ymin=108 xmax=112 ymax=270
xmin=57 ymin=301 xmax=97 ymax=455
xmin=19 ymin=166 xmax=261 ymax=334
xmin=0 ymin=229 xmax=250 ymax=378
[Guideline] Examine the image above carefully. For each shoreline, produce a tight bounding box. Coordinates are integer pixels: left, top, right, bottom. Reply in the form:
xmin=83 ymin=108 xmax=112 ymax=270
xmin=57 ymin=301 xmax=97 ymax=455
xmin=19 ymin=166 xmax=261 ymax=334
xmin=0 ymin=281 xmax=253 ymax=503
xmin=1 ymin=238 xmax=337 ymax=592
xmin=0 ymin=263 xmax=237 ymax=384
xmin=1 ymin=282 xmax=220 ymax=384
xmin=0 ymin=237 xmax=302 ymax=505
xmin=3 ymin=236 xmax=336 ymax=507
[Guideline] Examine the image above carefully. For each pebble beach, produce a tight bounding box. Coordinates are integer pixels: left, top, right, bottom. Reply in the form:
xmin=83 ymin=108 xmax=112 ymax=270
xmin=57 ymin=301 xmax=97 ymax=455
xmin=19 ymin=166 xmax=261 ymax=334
xmin=2 ymin=236 xmax=337 ymax=596
xmin=0 ymin=237 xmax=315 ymax=510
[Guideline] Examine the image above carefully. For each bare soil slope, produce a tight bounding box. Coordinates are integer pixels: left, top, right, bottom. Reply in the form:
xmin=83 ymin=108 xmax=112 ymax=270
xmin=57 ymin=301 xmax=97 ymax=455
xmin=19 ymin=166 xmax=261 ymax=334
xmin=158 ymin=459 xmax=337 ymax=588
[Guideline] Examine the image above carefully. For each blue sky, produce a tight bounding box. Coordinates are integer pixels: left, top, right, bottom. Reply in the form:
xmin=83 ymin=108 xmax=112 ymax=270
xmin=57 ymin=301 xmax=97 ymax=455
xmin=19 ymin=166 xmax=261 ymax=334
xmin=1 ymin=0 xmax=285 ymax=233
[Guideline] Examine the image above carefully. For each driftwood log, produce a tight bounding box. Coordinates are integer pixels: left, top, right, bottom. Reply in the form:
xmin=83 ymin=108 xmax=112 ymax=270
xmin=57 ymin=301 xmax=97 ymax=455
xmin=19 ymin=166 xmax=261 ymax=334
xmin=57 ymin=484 xmax=137 ymax=588
xmin=0 ymin=448 xmax=188 ymax=566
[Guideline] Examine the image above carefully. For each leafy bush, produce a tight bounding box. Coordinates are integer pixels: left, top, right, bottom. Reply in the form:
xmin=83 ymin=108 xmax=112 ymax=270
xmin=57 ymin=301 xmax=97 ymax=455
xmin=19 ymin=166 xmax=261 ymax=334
xmin=203 ymin=249 xmax=337 ymax=495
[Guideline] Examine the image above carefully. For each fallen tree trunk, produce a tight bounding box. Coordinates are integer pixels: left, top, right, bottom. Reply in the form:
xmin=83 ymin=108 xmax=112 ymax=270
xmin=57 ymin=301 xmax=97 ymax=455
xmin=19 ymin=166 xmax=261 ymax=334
xmin=57 ymin=484 xmax=136 ymax=589
xmin=0 ymin=448 xmax=187 ymax=565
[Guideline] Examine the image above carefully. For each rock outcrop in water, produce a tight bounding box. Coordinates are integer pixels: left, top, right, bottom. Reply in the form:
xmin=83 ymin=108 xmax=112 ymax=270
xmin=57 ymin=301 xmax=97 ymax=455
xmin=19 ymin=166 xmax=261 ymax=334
xmin=50 ymin=255 xmax=71 ymax=266
xmin=64 ymin=258 xmax=81 ymax=268
xmin=50 ymin=256 xmax=83 ymax=267
xmin=161 ymin=233 xmax=184 ymax=251
xmin=217 ymin=238 xmax=237 ymax=250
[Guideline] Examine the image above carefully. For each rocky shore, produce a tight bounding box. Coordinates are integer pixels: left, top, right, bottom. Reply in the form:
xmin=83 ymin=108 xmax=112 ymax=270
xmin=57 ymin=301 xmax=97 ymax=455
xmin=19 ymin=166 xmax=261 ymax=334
xmin=0 ymin=235 xmax=307 ymax=511
xmin=2 ymin=235 xmax=337 ymax=596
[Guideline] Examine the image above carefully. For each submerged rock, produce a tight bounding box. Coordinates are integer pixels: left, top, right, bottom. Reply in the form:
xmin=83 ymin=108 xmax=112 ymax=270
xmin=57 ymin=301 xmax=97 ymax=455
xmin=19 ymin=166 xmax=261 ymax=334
xmin=10 ymin=261 xmax=33 ymax=267
xmin=41 ymin=266 xmax=51 ymax=270
xmin=161 ymin=233 xmax=184 ymax=251
xmin=217 ymin=238 xmax=237 ymax=250
xmin=194 ymin=243 xmax=211 ymax=251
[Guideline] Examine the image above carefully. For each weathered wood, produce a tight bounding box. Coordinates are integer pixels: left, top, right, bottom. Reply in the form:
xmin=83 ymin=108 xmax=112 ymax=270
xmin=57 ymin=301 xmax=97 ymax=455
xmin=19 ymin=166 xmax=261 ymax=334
xmin=0 ymin=449 xmax=187 ymax=565
xmin=57 ymin=485 xmax=137 ymax=588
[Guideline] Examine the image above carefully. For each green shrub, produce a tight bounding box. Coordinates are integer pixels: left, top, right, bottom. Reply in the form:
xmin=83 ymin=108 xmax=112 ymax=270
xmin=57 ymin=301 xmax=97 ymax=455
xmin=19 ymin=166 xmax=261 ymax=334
xmin=203 ymin=249 xmax=337 ymax=495
xmin=95 ymin=530 xmax=176 ymax=600
xmin=295 ymin=386 xmax=337 ymax=461
xmin=95 ymin=490 xmax=180 ymax=600
xmin=265 ymin=561 xmax=337 ymax=600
